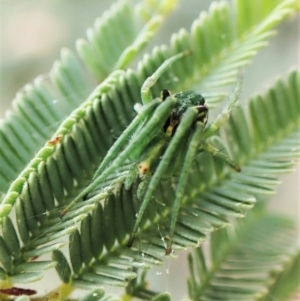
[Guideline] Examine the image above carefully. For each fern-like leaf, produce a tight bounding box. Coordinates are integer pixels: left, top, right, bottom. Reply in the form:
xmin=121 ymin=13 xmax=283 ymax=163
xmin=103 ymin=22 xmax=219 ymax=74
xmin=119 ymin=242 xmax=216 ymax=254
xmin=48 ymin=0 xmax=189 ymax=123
xmin=1 ymin=70 xmax=297 ymax=292
xmin=0 ymin=0 xmax=176 ymax=194
xmin=60 ymin=71 xmax=299 ymax=291
xmin=0 ymin=0 xmax=298 ymax=297
xmin=187 ymin=208 xmax=299 ymax=300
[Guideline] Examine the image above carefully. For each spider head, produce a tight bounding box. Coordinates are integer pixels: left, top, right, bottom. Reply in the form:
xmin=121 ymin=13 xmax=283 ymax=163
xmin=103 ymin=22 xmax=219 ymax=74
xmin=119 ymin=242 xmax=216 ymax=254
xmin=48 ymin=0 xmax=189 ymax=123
xmin=173 ymin=90 xmax=208 ymax=125
xmin=173 ymin=91 xmax=208 ymax=124
xmin=162 ymin=90 xmax=208 ymax=135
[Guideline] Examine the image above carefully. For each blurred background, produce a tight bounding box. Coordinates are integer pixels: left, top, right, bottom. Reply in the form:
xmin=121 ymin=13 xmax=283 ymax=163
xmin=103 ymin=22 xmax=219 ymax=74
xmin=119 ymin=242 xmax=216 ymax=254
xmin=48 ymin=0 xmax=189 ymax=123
xmin=0 ymin=0 xmax=299 ymax=299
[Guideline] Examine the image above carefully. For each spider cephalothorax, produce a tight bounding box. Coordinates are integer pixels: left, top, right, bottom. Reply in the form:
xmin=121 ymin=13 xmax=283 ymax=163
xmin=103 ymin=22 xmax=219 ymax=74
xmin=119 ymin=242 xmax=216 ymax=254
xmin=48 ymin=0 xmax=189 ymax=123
xmin=60 ymin=51 xmax=241 ymax=255
xmin=162 ymin=89 xmax=208 ymax=136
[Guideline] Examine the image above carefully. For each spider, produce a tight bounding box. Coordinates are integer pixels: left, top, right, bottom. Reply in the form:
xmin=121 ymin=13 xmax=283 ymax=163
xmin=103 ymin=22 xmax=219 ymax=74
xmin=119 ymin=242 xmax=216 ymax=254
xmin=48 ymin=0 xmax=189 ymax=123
xmin=60 ymin=51 xmax=241 ymax=255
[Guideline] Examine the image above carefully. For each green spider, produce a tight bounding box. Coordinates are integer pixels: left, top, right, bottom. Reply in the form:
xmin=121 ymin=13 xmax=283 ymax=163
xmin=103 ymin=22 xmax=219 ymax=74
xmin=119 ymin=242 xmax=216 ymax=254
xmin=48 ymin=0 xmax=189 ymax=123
xmin=60 ymin=51 xmax=241 ymax=255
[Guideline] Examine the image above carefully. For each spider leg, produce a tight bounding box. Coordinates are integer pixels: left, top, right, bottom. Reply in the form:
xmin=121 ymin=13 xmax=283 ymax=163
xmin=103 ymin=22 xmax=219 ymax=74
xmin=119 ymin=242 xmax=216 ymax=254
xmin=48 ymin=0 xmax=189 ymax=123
xmin=60 ymin=98 xmax=176 ymax=218
xmin=166 ymin=122 xmax=205 ymax=255
xmin=203 ymin=75 xmax=242 ymax=139
xmin=125 ymin=164 xmax=138 ymax=190
xmin=201 ymin=142 xmax=241 ymax=172
xmin=127 ymin=107 xmax=198 ymax=247
xmin=137 ymin=175 xmax=152 ymax=200
xmin=93 ymin=100 xmax=161 ymax=181
xmin=141 ymin=51 xmax=190 ymax=104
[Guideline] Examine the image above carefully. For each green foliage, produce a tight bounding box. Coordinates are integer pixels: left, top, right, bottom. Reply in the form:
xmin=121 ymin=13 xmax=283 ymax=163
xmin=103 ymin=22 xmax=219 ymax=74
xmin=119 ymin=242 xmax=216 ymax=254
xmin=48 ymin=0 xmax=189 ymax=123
xmin=0 ymin=0 xmax=299 ymax=300
xmin=188 ymin=207 xmax=299 ymax=300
